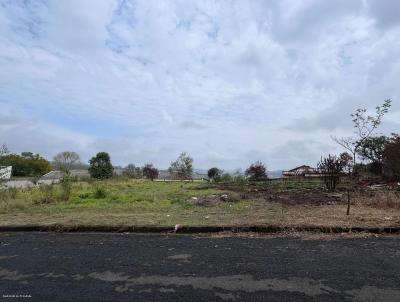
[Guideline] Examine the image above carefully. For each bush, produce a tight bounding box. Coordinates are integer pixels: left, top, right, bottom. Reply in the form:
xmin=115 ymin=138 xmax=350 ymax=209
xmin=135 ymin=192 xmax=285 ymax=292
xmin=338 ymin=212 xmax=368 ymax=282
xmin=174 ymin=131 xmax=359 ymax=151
xmin=245 ymin=161 xmax=268 ymax=181
xmin=142 ymin=164 xmax=159 ymax=181
xmin=36 ymin=185 xmax=55 ymax=204
xmin=207 ymin=167 xmax=221 ymax=182
xmin=317 ymin=155 xmax=344 ymax=192
xmin=93 ymin=186 xmax=107 ymax=199
xmin=219 ymin=173 xmax=232 ymax=182
xmin=60 ymin=171 xmax=74 ymax=201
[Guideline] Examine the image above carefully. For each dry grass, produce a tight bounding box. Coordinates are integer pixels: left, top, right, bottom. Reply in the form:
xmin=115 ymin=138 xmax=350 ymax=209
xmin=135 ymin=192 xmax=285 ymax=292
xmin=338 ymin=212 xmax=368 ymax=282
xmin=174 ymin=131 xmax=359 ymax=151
xmin=0 ymin=179 xmax=399 ymax=229
xmin=352 ymin=191 xmax=400 ymax=209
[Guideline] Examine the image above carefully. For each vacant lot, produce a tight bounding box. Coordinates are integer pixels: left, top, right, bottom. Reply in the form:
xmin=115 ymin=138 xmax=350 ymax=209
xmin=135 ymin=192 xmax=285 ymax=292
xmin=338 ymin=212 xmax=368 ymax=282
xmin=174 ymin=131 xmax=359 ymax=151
xmin=0 ymin=179 xmax=399 ymax=229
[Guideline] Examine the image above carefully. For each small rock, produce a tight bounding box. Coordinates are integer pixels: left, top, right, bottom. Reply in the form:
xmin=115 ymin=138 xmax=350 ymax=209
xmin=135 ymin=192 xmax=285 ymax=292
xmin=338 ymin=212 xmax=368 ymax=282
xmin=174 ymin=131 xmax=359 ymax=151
xmin=205 ymin=215 xmax=210 ymax=219
xmin=220 ymin=194 xmax=229 ymax=201
xmin=174 ymin=224 xmax=182 ymax=233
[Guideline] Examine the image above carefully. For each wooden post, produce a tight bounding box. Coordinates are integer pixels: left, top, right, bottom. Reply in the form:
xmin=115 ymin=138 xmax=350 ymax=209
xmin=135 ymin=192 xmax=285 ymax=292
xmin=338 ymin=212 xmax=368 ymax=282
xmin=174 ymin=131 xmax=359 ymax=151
xmin=346 ymin=190 xmax=351 ymax=215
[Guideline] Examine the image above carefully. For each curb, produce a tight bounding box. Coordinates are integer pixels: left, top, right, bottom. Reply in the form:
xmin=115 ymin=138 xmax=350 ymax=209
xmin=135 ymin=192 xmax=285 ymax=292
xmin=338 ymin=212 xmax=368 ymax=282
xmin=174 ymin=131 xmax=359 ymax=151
xmin=0 ymin=225 xmax=399 ymax=234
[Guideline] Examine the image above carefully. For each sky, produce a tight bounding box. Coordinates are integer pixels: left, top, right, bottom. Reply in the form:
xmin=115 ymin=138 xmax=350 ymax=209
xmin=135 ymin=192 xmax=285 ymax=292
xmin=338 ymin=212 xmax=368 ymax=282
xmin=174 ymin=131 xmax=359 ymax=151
xmin=0 ymin=0 xmax=399 ymax=170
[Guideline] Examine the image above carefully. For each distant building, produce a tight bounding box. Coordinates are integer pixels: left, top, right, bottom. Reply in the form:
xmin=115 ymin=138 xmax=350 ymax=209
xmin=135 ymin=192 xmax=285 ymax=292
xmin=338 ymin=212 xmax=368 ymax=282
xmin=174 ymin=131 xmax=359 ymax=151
xmin=282 ymin=165 xmax=321 ymax=179
xmin=38 ymin=170 xmax=64 ymax=185
xmin=0 ymin=166 xmax=12 ymax=180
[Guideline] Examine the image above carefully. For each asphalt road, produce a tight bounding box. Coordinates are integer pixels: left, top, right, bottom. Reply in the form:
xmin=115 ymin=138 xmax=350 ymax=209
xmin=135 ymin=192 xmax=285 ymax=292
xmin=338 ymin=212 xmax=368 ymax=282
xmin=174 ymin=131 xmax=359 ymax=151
xmin=0 ymin=233 xmax=399 ymax=302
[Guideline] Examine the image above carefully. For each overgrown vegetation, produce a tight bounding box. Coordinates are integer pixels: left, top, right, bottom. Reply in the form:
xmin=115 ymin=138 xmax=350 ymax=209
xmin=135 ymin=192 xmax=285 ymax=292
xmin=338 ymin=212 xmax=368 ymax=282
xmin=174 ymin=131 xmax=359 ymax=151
xmin=0 ymin=151 xmax=52 ymax=177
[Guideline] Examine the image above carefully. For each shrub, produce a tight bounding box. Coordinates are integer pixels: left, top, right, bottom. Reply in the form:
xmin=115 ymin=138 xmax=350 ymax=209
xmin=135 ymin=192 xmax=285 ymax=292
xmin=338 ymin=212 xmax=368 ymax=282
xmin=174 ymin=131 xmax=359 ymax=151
xmin=317 ymin=155 xmax=344 ymax=192
xmin=93 ymin=186 xmax=107 ymax=199
xmin=207 ymin=167 xmax=221 ymax=182
xmin=219 ymin=173 xmax=232 ymax=182
xmin=245 ymin=161 xmax=268 ymax=181
xmin=60 ymin=171 xmax=74 ymax=201
xmin=36 ymin=185 xmax=55 ymax=204
xmin=142 ymin=164 xmax=159 ymax=181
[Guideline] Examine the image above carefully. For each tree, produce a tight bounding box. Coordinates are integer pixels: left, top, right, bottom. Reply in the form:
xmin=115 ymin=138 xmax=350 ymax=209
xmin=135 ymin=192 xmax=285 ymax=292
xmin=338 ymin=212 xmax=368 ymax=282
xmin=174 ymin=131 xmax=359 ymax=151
xmin=351 ymin=99 xmax=391 ymax=141
xmin=383 ymin=134 xmax=400 ymax=180
xmin=0 ymin=144 xmax=9 ymax=158
xmin=88 ymin=152 xmax=113 ymax=179
xmin=142 ymin=164 xmax=159 ymax=181
xmin=0 ymin=152 xmax=52 ymax=177
xmin=123 ymin=164 xmax=142 ymax=178
xmin=331 ymin=99 xmax=391 ymax=173
xmin=317 ymin=155 xmax=344 ymax=192
xmin=339 ymin=152 xmax=353 ymax=174
xmin=53 ymin=151 xmax=81 ymax=172
xmin=357 ymin=136 xmax=388 ymax=175
xmin=245 ymin=161 xmax=267 ymax=181
xmin=169 ymin=152 xmax=194 ymax=180
xmin=207 ymin=167 xmax=221 ymax=182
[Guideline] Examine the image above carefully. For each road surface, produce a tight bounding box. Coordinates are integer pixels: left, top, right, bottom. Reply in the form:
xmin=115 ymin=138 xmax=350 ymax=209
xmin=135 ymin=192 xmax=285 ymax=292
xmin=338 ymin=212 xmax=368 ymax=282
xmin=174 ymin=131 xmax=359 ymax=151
xmin=0 ymin=232 xmax=399 ymax=301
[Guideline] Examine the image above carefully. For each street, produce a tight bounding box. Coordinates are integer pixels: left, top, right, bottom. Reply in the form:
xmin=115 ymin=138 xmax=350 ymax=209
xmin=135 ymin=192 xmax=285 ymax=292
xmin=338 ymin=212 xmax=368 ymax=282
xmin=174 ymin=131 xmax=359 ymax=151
xmin=1 ymin=232 xmax=399 ymax=301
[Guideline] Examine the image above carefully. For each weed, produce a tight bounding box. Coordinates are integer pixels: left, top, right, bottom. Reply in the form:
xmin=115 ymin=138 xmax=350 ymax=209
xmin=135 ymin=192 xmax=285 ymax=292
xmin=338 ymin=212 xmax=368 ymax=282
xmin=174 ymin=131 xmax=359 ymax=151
xmin=93 ymin=186 xmax=107 ymax=199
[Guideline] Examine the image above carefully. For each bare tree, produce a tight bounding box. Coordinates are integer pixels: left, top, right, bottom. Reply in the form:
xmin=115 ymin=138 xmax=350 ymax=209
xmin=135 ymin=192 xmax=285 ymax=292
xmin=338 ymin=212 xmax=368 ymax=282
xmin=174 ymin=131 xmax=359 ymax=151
xmin=0 ymin=144 xmax=9 ymax=158
xmin=317 ymin=155 xmax=344 ymax=192
xmin=331 ymin=136 xmax=357 ymax=169
xmin=53 ymin=151 xmax=81 ymax=172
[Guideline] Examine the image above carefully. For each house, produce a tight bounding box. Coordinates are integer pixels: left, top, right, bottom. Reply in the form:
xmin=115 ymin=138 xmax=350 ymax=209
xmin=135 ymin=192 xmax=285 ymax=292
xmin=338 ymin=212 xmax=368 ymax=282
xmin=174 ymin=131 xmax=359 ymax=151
xmin=282 ymin=165 xmax=321 ymax=179
xmin=38 ymin=170 xmax=64 ymax=185
xmin=0 ymin=166 xmax=12 ymax=180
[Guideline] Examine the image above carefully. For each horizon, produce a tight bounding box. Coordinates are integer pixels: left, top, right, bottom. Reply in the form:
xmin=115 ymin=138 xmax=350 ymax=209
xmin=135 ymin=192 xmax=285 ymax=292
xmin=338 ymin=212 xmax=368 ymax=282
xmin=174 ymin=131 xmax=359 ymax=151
xmin=1 ymin=0 xmax=399 ymax=170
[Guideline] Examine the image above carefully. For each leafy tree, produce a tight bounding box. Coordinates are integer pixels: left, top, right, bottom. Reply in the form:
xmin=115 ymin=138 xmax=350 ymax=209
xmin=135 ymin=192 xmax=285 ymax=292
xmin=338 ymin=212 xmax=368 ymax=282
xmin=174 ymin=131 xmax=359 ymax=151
xmin=357 ymin=136 xmax=388 ymax=162
xmin=123 ymin=164 xmax=142 ymax=178
xmin=207 ymin=167 xmax=221 ymax=182
xmin=142 ymin=164 xmax=159 ymax=181
xmin=317 ymin=155 xmax=344 ymax=192
xmin=88 ymin=152 xmax=113 ymax=179
xmin=357 ymin=136 xmax=388 ymax=175
xmin=0 ymin=152 xmax=52 ymax=177
xmin=332 ymin=99 xmax=391 ymax=173
xmin=245 ymin=161 xmax=267 ymax=181
xmin=383 ymin=134 xmax=400 ymax=180
xmin=53 ymin=151 xmax=81 ymax=172
xmin=169 ymin=152 xmax=194 ymax=180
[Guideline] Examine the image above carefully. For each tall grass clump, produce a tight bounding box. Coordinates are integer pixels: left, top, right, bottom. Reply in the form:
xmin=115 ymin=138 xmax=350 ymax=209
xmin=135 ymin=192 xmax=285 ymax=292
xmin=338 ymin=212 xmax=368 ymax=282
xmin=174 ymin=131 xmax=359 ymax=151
xmin=93 ymin=186 xmax=107 ymax=199
xmin=60 ymin=171 xmax=74 ymax=201
xmin=35 ymin=185 xmax=55 ymax=204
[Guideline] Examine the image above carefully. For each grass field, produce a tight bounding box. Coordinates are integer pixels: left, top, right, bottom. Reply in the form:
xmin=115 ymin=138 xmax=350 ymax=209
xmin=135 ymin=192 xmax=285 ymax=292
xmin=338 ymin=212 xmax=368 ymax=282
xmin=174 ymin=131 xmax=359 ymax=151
xmin=0 ymin=179 xmax=399 ymax=229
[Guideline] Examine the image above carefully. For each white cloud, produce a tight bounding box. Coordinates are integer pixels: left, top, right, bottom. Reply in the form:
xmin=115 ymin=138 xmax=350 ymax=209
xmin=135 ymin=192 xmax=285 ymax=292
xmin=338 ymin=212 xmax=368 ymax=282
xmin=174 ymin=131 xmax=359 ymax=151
xmin=0 ymin=0 xmax=399 ymax=170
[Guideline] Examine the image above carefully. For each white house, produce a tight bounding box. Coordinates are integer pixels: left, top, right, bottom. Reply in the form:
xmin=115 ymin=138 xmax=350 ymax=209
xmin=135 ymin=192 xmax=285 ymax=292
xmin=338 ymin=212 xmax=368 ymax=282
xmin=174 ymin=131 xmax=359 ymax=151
xmin=0 ymin=166 xmax=12 ymax=180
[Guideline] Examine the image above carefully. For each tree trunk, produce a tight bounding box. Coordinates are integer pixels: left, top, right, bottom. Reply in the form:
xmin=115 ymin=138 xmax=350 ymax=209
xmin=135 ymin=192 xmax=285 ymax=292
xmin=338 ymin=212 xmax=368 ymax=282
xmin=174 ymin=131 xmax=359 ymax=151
xmin=346 ymin=190 xmax=351 ymax=215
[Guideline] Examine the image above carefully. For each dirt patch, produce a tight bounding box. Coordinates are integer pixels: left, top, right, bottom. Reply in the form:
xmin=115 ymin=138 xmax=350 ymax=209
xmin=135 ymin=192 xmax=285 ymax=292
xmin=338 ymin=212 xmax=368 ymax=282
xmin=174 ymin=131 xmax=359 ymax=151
xmin=190 ymin=194 xmax=231 ymax=205
xmin=260 ymin=191 xmax=343 ymax=206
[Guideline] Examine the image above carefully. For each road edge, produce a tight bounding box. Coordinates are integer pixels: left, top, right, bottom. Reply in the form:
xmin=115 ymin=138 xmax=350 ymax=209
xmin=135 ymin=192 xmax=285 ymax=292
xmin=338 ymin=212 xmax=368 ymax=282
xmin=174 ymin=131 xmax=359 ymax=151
xmin=0 ymin=225 xmax=399 ymax=234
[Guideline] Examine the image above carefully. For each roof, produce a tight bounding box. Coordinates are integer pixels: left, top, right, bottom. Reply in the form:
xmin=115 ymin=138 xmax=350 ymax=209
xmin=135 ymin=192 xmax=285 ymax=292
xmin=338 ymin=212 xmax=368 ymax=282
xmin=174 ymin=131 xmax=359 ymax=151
xmin=287 ymin=165 xmax=315 ymax=172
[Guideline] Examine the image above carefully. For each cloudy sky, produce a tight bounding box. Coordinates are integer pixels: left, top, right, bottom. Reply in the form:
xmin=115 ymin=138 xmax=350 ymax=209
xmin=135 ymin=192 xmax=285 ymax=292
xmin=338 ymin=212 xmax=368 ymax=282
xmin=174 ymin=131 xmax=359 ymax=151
xmin=0 ymin=0 xmax=399 ymax=170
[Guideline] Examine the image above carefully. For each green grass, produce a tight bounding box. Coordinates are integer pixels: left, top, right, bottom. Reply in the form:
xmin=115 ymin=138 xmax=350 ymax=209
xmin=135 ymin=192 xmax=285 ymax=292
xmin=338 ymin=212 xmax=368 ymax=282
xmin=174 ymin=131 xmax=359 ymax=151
xmin=0 ymin=179 xmax=224 ymax=213
xmin=1 ymin=178 xmax=399 ymax=228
